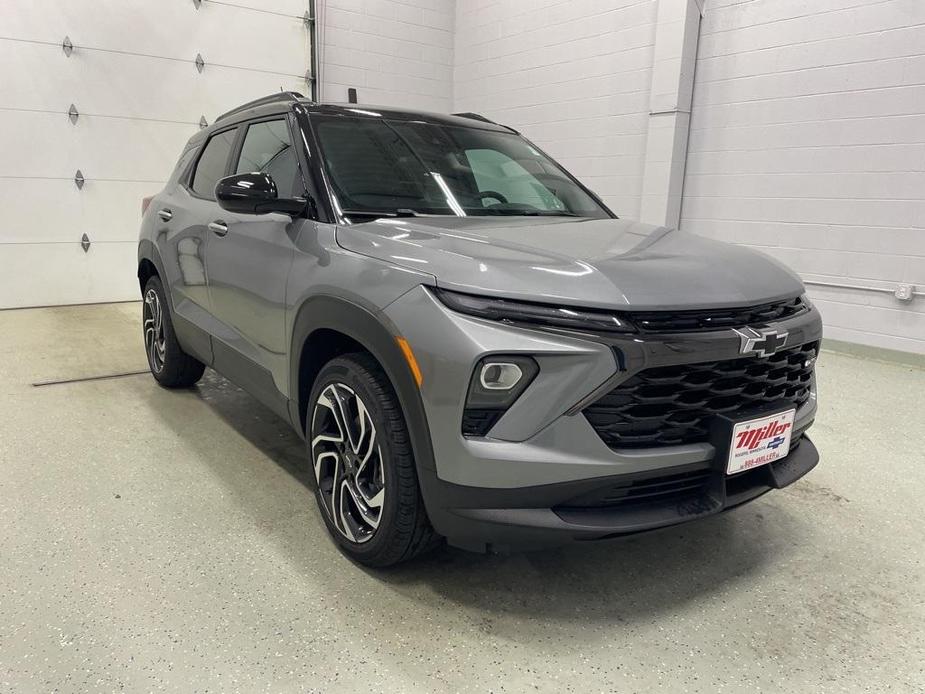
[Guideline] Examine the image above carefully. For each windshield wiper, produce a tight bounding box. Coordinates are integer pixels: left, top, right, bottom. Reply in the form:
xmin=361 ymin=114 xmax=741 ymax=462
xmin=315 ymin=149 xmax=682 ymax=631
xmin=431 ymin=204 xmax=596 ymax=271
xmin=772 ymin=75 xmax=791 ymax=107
xmin=479 ymin=209 xmax=584 ymax=217
xmin=341 ymin=210 xmax=394 ymax=221
xmin=341 ymin=208 xmax=450 ymax=221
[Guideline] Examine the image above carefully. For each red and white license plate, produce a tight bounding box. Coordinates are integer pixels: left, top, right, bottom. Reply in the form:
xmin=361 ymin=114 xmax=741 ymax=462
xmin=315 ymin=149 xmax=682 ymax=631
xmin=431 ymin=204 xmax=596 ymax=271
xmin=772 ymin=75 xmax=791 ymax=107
xmin=727 ymin=409 xmax=796 ymax=475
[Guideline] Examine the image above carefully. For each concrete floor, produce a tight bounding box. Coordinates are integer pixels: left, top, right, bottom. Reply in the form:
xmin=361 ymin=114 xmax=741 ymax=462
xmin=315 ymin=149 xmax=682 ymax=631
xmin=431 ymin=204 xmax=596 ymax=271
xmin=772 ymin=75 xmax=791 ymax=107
xmin=0 ymin=302 xmax=923 ymax=694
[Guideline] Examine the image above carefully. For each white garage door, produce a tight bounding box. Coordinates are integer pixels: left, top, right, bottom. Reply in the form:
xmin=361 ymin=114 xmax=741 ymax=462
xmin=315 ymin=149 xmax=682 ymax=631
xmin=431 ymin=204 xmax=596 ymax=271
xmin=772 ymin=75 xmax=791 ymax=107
xmin=0 ymin=0 xmax=313 ymax=309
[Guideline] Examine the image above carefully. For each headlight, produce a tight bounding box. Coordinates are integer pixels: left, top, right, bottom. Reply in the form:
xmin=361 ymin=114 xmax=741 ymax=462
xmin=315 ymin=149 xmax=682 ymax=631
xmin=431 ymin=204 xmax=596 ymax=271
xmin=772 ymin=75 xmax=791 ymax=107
xmin=434 ymin=288 xmax=636 ymax=333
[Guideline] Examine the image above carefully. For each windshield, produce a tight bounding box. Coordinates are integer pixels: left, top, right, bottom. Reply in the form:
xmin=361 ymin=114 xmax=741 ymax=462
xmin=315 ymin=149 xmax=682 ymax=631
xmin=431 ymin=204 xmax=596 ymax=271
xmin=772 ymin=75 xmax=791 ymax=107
xmin=311 ymin=115 xmax=611 ymax=220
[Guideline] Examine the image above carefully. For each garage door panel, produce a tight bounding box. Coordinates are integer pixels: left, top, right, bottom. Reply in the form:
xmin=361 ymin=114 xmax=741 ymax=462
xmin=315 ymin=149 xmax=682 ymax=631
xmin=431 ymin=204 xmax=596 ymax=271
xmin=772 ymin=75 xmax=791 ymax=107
xmin=0 ymin=111 xmax=194 ymax=181
xmin=80 ymin=181 xmax=168 ymax=244
xmin=199 ymin=0 xmax=310 ymax=16
xmin=1 ymin=42 xmax=308 ymax=123
xmin=189 ymin=8 xmax=309 ymax=75
xmin=2 ymin=179 xmax=165 ymax=245
xmin=3 ymin=0 xmax=200 ymax=53
xmin=0 ymin=242 xmax=138 ymax=309
xmin=1 ymin=1 xmax=313 ymax=309
xmin=1 ymin=180 xmax=85 ymax=245
xmin=3 ymin=0 xmax=309 ymax=76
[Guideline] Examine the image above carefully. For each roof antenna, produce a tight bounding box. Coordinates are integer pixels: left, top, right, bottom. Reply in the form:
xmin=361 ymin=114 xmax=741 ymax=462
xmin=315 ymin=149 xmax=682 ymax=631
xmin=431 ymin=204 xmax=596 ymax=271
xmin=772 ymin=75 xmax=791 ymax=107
xmin=347 ymin=88 xmax=358 ymax=104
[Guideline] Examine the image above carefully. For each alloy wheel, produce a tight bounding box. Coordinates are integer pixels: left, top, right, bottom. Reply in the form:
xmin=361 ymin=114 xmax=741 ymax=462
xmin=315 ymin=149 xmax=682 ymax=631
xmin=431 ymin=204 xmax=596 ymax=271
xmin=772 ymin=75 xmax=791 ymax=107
xmin=143 ymin=288 xmax=167 ymax=373
xmin=310 ymin=383 xmax=386 ymax=543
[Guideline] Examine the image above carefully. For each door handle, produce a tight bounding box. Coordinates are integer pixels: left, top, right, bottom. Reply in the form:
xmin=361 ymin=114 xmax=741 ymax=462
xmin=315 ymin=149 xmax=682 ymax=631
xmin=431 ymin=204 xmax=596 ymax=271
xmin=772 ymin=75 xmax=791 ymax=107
xmin=208 ymin=220 xmax=228 ymax=237
xmin=157 ymin=208 xmax=173 ymax=221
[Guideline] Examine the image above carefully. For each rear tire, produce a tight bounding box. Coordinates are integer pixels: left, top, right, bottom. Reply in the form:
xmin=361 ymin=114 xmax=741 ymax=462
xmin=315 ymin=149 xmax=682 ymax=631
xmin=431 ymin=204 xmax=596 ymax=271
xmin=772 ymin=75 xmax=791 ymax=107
xmin=142 ymin=275 xmax=205 ymax=388
xmin=307 ymin=353 xmax=440 ymax=567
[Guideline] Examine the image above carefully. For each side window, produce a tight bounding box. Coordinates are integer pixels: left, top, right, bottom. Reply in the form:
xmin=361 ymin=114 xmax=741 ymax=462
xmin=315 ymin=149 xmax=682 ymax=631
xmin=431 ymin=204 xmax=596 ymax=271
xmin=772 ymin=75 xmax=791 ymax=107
xmin=191 ymin=129 xmax=237 ymax=199
xmin=235 ymin=119 xmax=303 ymax=199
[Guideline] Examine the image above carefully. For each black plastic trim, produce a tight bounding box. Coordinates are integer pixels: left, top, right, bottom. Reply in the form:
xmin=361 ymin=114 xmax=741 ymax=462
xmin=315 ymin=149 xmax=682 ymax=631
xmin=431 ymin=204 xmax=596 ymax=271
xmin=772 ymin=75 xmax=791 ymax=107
xmin=287 ymin=296 xmax=438 ymax=484
xmin=211 ymin=339 xmax=290 ymax=421
xmin=292 ymin=105 xmax=338 ymax=224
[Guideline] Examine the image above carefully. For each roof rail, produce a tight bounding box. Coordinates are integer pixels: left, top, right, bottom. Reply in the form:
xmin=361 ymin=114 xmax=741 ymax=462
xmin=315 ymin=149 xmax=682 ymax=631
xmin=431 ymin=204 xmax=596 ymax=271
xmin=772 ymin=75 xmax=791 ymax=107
xmin=215 ymin=91 xmax=305 ymax=123
xmin=451 ymin=112 xmax=498 ymax=125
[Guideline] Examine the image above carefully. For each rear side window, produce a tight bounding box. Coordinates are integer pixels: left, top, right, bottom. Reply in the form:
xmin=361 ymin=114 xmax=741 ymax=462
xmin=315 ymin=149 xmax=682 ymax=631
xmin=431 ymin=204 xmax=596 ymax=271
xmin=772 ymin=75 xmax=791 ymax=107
xmin=191 ymin=128 xmax=237 ymax=199
xmin=235 ymin=119 xmax=303 ymax=199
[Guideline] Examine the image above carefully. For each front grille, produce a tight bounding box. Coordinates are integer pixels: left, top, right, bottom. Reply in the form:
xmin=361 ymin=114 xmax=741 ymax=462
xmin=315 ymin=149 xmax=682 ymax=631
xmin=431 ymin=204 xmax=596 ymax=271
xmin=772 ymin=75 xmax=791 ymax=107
xmin=558 ymin=467 xmax=712 ymax=509
xmin=627 ymin=297 xmax=806 ymax=333
xmin=584 ymin=341 xmax=818 ymax=449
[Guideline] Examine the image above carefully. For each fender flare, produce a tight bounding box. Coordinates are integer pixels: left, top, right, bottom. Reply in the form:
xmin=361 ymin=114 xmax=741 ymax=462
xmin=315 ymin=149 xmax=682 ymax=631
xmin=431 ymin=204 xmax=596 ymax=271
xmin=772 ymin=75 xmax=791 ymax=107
xmin=288 ymin=294 xmax=437 ymax=473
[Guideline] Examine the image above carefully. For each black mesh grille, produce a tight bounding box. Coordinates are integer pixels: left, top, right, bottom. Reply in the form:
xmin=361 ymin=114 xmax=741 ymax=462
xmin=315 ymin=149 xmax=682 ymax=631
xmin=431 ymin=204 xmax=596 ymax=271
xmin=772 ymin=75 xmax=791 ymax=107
xmin=461 ymin=408 xmax=504 ymax=437
xmin=584 ymin=341 xmax=818 ymax=449
xmin=627 ymin=297 xmax=806 ymax=333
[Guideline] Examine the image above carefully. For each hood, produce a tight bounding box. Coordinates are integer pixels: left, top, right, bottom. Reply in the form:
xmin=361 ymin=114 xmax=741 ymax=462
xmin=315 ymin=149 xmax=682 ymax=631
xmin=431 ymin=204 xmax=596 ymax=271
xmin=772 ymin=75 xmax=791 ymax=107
xmin=335 ymin=217 xmax=805 ymax=310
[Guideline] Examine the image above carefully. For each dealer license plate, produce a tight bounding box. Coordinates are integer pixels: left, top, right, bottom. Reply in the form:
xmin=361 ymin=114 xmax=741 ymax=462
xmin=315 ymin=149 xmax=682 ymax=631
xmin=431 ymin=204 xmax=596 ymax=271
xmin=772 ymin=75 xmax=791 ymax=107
xmin=726 ymin=409 xmax=796 ymax=475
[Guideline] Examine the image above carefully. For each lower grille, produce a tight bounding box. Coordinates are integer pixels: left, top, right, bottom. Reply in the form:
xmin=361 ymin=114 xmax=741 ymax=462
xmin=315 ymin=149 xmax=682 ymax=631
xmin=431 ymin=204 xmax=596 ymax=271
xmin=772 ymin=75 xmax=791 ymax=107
xmin=461 ymin=408 xmax=503 ymax=437
xmin=584 ymin=341 xmax=818 ymax=449
xmin=558 ymin=467 xmax=712 ymax=509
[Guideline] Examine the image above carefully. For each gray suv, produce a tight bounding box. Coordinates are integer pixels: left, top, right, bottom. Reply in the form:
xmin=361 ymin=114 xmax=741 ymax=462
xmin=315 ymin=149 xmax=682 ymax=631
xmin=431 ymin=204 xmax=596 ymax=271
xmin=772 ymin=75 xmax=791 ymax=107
xmin=138 ymin=92 xmax=821 ymax=566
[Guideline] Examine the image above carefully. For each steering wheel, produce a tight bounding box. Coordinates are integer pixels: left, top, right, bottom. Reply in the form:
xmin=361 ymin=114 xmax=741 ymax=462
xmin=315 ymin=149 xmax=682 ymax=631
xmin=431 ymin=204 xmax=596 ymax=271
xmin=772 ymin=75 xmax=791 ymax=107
xmin=476 ymin=190 xmax=509 ymax=205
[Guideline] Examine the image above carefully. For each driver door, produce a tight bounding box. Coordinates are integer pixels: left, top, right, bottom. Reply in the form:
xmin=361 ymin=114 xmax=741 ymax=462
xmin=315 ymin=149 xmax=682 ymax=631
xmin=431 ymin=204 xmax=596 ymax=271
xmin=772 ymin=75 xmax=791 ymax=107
xmin=203 ymin=116 xmax=306 ymax=415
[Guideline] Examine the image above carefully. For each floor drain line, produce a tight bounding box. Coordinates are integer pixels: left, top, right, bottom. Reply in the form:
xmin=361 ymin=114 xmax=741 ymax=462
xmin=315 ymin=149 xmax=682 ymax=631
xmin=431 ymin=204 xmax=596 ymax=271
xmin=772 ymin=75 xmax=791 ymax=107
xmin=32 ymin=370 xmax=150 ymax=387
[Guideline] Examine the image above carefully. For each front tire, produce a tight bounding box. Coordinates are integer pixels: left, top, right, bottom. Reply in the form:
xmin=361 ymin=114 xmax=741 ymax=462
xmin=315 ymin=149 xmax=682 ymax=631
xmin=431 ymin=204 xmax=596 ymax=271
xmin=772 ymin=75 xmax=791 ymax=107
xmin=142 ymin=275 xmax=205 ymax=388
xmin=307 ymin=353 xmax=439 ymax=566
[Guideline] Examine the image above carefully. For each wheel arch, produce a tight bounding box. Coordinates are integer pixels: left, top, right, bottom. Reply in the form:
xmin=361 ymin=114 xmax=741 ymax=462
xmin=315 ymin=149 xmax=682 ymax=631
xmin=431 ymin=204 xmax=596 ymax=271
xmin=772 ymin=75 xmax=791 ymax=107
xmin=137 ymin=240 xmax=170 ymax=306
xmin=289 ymin=295 xmax=437 ymax=474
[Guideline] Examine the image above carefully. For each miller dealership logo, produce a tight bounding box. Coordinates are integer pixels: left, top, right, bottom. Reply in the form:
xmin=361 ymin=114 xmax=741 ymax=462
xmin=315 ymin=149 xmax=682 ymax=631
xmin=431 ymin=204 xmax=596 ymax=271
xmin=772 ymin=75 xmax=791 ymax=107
xmin=733 ymin=326 xmax=788 ymax=357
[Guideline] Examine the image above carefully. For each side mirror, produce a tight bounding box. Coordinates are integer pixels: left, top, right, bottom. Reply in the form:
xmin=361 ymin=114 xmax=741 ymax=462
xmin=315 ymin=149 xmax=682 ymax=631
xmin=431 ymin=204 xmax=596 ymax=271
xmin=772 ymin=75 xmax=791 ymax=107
xmin=215 ymin=172 xmax=305 ymax=216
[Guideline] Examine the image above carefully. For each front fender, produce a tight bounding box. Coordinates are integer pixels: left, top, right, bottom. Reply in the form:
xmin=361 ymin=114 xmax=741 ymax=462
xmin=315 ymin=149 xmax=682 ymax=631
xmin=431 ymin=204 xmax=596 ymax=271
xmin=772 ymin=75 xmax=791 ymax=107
xmin=288 ymin=294 xmax=437 ymax=474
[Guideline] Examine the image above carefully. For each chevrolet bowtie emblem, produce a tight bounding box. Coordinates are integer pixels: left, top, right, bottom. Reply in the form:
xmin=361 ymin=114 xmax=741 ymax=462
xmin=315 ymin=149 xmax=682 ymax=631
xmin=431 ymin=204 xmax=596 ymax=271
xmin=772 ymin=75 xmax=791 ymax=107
xmin=733 ymin=326 xmax=788 ymax=357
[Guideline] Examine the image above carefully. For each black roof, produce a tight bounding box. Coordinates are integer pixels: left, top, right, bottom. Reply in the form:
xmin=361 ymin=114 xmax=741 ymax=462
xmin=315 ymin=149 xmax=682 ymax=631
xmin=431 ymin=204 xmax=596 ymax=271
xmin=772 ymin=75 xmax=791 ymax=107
xmin=297 ymin=101 xmax=516 ymax=133
xmin=194 ymin=93 xmax=515 ymax=143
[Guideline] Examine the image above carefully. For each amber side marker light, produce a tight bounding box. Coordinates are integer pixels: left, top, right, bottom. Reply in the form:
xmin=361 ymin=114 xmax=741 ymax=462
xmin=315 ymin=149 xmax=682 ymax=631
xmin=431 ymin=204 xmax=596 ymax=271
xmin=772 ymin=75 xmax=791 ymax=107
xmin=396 ymin=337 xmax=423 ymax=387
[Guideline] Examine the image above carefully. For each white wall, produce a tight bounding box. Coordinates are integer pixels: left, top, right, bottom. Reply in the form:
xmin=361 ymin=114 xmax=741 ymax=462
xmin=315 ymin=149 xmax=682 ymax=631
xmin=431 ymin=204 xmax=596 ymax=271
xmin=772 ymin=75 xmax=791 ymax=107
xmin=681 ymin=0 xmax=925 ymax=354
xmin=321 ymin=0 xmax=454 ymax=110
xmin=0 ymin=0 xmax=312 ymax=309
xmin=453 ymin=0 xmax=659 ymax=219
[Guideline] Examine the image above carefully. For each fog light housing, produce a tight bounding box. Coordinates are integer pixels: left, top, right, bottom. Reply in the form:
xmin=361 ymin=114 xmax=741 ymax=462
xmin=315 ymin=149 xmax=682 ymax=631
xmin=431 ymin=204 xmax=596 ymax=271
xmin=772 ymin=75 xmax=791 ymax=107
xmin=479 ymin=362 xmax=523 ymax=390
xmin=462 ymin=355 xmax=538 ymax=437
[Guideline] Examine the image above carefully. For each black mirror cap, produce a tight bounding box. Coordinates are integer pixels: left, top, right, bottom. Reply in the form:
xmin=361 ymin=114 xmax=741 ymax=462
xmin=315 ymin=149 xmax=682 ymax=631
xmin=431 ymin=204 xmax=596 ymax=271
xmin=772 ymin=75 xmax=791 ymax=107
xmin=215 ymin=172 xmax=305 ymax=216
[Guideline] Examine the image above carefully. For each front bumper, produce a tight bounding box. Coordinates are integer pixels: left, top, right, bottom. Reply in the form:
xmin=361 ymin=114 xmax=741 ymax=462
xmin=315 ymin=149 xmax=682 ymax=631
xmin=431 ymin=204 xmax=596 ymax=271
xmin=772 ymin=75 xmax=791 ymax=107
xmin=418 ymin=435 xmax=819 ymax=552
xmin=383 ymin=286 xmax=823 ymax=551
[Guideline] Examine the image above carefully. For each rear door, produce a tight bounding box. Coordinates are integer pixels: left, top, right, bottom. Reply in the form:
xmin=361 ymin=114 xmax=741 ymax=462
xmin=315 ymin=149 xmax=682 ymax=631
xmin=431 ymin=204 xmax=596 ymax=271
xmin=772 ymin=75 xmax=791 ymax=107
xmin=202 ymin=115 xmax=305 ymax=415
xmin=158 ymin=125 xmax=239 ymax=362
